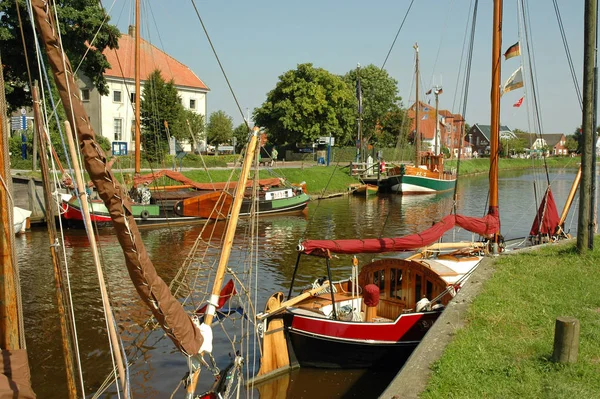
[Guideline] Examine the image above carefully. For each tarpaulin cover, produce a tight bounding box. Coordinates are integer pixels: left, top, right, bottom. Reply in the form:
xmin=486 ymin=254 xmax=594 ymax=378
xmin=299 ymin=211 xmax=500 ymax=256
xmin=0 ymin=349 xmax=36 ymax=398
xmin=134 ymin=170 xmax=282 ymax=191
xmin=530 ymin=187 xmax=560 ymax=235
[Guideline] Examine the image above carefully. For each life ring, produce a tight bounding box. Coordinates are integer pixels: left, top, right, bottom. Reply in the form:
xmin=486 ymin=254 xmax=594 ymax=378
xmin=140 ymin=210 xmax=149 ymax=220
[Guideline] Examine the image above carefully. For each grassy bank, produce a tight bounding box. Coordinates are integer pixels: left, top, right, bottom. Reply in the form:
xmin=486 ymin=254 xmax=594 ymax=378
xmin=446 ymin=156 xmax=581 ymax=175
xmin=422 ymin=240 xmax=600 ymax=398
xmin=183 ymin=164 xmax=358 ymax=196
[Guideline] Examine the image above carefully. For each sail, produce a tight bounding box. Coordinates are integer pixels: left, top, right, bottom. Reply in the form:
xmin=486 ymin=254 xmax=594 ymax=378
xmin=298 ymin=213 xmax=500 ymax=256
xmin=133 ymin=170 xmax=282 ymax=190
xmin=31 ymin=0 xmax=203 ymax=355
xmin=529 ymin=187 xmax=560 ymax=236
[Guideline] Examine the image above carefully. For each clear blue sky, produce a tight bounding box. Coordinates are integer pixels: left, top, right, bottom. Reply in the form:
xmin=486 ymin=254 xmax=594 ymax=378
xmin=104 ymin=0 xmax=586 ymax=135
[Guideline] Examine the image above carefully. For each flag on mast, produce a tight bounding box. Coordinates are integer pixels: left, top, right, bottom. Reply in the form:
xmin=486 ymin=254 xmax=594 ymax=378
xmin=356 ymin=79 xmax=363 ymax=114
xmin=502 ymin=66 xmax=524 ymax=94
xmin=504 ymin=42 xmax=521 ymax=60
xmin=513 ymin=96 xmax=524 ymax=107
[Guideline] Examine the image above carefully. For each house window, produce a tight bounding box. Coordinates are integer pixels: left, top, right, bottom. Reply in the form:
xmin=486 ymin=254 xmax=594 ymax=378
xmin=113 ymin=90 xmax=122 ymax=103
xmin=190 ymin=99 xmax=196 ymax=109
xmin=114 ymin=118 xmax=123 ymax=141
xmin=81 ymin=88 xmax=90 ymax=102
xmin=130 ymin=92 xmax=136 ymax=104
xmin=131 ymin=119 xmax=136 ymax=142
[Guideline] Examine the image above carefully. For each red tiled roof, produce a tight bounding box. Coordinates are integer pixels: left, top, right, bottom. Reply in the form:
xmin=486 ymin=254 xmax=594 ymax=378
xmin=103 ymin=34 xmax=209 ymax=90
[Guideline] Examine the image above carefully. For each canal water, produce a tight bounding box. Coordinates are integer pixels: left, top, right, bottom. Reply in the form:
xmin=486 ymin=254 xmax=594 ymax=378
xmin=15 ymin=168 xmax=590 ymax=398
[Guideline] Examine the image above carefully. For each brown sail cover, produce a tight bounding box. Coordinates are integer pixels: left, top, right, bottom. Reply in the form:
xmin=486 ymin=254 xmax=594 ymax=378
xmin=529 ymin=187 xmax=560 ymax=235
xmin=299 ymin=212 xmax=500 ymax=256
xmin=31 ymin=1 xmax=202 ymax=355
xmin=0 ymin=350 xmax=36 ymax=398
xmin=133 ymin=170 xmax=282 ymax=190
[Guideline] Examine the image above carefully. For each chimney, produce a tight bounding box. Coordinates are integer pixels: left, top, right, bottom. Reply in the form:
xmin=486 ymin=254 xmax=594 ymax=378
xmin=128 ymin=25 xmax=135 ymax=37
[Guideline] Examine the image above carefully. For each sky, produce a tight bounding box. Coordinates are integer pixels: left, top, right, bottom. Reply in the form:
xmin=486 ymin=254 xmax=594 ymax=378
xmin=103 ymin=0 xmax=587 ymax=136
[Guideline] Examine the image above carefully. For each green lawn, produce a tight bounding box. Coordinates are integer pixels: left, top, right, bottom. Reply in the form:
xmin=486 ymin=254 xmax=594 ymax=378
xmin=183 ymin=164 xmax=359 ymax=196
xmin=421 ymin=240 xmax=600 ymax=398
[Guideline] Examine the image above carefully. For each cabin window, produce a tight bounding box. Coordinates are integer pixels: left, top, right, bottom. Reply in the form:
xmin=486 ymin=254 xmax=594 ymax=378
xmin=426 ymin=280 xmax=433 ymax=300
xmin=390 ymin=268 xmax=403 ymax=299
xmin=113 ymin=118 xmax=123 ymax=141
xmin=373 ymin=270 xmax=385 ymax=293
xmin=415 ymin=273 xmax=422 ymax=303
xmin=190 ymin=99 xmax=196 ymax=109
xmin=113 ymin=90 xmax=122 ymax=103
xmin=81 ymin=88 xmax=90 ymax=101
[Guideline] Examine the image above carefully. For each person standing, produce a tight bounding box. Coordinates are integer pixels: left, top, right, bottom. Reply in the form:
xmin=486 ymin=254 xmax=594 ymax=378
xmin=271 ymin=147 xmax=278 ymax=167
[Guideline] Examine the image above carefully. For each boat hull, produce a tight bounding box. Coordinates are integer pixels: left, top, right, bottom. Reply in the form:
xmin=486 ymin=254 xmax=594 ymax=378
xmin=285 ymin=310 xmax=441 ymax=369
xmin=60 ymin=192 xmax=310 ymax=228
xmin=388 ymin=174 xmax=456 ymax=194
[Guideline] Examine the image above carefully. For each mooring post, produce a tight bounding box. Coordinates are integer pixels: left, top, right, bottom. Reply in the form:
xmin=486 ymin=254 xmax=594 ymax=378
xmin=552 ymin=316 xmax=580 ymax=364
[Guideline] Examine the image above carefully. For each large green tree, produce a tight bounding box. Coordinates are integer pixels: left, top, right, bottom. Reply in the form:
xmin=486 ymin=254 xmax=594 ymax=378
xmin=140 ymin=69 xmax=184 ymax=161
xmin=0 ymin=0 xmax=120 ymax=111
xmin=232 ymin=123 xmax=250 ymax=152
xmin=254 ymin=63 xmax=356 ymax=146
xmin=343 ymin=64 xmax=401 ymax=145
xmin=206 ymin=110 xmax=233 ymax=151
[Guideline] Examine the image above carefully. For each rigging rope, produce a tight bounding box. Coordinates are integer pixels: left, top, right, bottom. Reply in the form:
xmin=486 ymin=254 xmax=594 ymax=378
xmin=381 ymin=0 xmax=416 ymax=69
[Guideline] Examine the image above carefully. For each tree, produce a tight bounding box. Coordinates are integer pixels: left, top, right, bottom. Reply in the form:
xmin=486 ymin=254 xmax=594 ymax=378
xmin=254 ymin=63 xmax=356 ymax=146
xmin=140 ymin=69 xmax=184 ymax=161
xmin=206 ymin=110 xmax=233 ymax=151
xmin=179 ymin=109 xmax=204 ymax=153
xmin=378 ymin=108 xmax=410 ymax=147
xmin=343 ymin=64 xmax=401 ymax=145
xmin=0 ymin=0 xmax=120 ymax=111
xmin=565 ymin=135 xmax=578 ymax=153
xmin=232 ymin=123 xmax=250 ymax=153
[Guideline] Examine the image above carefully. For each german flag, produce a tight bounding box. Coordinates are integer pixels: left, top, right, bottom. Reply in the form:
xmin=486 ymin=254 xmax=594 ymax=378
xmin=504 ymin=42 xmax=521 ymax=60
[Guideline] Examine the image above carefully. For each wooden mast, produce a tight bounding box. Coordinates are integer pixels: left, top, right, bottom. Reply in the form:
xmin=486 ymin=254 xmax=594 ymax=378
xmin=489 ymin=0 xmax=502 ymax=218
xmin=186 ymin=127 xmax=259 ymax=396
xmin=134 ymin=0 xmax=141 ymax=175
xmin=32 ymin=84 xmax=79 ymax=398
xmin=414 ymin=43 xmax=421 ymax=166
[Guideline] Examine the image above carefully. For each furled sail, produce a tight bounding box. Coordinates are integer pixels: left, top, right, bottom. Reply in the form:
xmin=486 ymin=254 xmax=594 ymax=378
xmin=298 ymin=212 xmax=500 ymax=256
xmin=31 ymin=0 xmax=202 ymax=355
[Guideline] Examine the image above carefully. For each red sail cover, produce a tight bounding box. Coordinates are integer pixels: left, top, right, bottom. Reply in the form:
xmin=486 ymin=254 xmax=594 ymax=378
xmin=300 ymin=212 xmax=500 ymax=256
xmin=530 ymin=187 xmax=560 ymax=235
xmin=133 ymin=170 xmax=282 ymax=190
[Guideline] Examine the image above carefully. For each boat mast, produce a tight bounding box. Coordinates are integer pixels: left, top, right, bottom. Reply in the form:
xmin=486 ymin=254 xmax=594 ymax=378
xmin=187 ymin=128 xmax=259 ymax=395
xmin=414 ymin=43 xmax=421 ymax=166
xmin=356 ymin=64 xmax=363 ymax=163
xmin=433 ymin=86 xmax=442 ymax=155
xmin=134 ymin=0 xmax=141 ymax=175
xmin=489 ymin=0 xmax=502 ymax=218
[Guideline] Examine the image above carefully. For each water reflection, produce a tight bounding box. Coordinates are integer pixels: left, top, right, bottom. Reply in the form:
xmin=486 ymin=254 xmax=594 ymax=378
xmin=16 ymin=168 xmax=590 ymax=398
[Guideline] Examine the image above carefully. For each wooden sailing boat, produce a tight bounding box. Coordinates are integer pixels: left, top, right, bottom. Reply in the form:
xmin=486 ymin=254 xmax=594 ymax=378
xmin=255 ymin=0 xmax=505 ymax=379
xmin=384 ymin=44 xmax=457 ymax=194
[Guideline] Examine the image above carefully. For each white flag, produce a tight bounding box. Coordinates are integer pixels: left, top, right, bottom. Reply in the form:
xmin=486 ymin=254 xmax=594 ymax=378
xmin=502 ymin=66 xmax=524 ymax=95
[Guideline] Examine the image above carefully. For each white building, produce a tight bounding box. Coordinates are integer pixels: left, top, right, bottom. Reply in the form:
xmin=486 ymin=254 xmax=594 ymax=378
xmin=78 ymin=26 xmax=209 ymax=155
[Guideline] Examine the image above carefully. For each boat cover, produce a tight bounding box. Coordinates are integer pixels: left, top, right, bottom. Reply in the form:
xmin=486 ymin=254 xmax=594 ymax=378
xmin=133 ymin=170 xmax=282 ymax=190
xmin=299 ymin=211 xmax=500 ymax=256
xmin=529 ymin=186 xmax=560 ymax=236
xmin=0 ymin=349 xmax=36 ymax=398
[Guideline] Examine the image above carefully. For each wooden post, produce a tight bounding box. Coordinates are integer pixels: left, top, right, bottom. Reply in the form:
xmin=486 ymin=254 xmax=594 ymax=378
xmin=27 ymin=178 xmax=44 ymax=220
xmin=552 ymin=316 xmax=579 ymax=364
